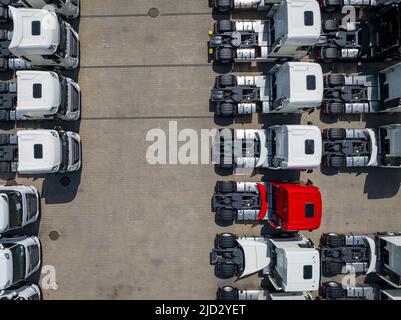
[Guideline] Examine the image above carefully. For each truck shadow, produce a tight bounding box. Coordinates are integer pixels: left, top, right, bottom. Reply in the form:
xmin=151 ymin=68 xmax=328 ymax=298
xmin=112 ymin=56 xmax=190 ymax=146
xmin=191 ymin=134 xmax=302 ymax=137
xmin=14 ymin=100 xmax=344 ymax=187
xmin=41 ymin=169 xmax=81 ymax=204
xmin=319 ymin=111 xmax=362 ymax=124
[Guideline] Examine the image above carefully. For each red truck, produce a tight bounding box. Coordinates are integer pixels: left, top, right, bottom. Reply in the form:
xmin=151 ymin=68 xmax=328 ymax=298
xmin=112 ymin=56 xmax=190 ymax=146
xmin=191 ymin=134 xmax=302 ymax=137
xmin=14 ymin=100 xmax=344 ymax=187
xmin=212 ymin=180 xmax=322 ymax=232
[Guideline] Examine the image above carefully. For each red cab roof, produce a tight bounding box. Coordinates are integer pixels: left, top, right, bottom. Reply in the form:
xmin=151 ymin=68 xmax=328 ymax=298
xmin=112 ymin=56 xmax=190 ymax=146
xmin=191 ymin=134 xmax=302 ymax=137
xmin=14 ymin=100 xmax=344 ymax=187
xmin=270 ymin=182 xmax=322 ymax=231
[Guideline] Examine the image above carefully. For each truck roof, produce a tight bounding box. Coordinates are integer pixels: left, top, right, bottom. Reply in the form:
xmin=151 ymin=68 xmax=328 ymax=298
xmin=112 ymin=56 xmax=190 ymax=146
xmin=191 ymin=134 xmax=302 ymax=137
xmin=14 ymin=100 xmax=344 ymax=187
xmin=280 ymin=125 xmax=322 ymax=169
xmin=9 ymin=7 xmax=60 ymax=56
xmin=0 ymin=249 xmax=13 ymax=290
xmin=0 ymin=195 xmax=10 ymax=233
xmin=17 ymin=130 xmax=61 ymax=173
xmin=276 ymin=62 xmax=323 ymax=109
xmin=17 ymin=71 xmax=61 ymax=113
xmin=271 ymin=182 xmax=322 ymax=231
xmin=275 ymin=0 xmax=321 ymax=46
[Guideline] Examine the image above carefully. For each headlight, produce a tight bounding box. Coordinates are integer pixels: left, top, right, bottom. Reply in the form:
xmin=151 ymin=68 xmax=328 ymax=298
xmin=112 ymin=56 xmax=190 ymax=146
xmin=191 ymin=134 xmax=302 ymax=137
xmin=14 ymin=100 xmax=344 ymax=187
xmin=50 ymin=106 xmax=58 ymax=113
xmin=50 ymin=131 xmax=58 ymax=137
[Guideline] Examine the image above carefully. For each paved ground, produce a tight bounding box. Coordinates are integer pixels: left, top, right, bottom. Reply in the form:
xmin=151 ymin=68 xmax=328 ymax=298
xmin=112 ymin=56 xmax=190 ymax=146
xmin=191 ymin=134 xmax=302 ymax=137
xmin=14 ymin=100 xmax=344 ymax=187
xmin=2 ymin=0 xmax=401 ymax=299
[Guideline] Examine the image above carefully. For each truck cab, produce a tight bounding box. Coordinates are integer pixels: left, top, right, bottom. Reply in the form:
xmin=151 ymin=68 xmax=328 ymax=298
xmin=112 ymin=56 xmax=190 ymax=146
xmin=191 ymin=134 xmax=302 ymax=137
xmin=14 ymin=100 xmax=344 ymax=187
xmin=0 ymin=129 xmax=81 ymax=174
xmin=0 ymin=185 xmax=39 ymax=234
xmin=0 ymin=236 xmax=41 ymax=290
xmin=0 ymin=0 xmax=80 ymax=19
xmin=212 ymin=180 xmax=322 ymax=232
xmin=208 ymin=0 xmax=321 ymax=63
xmin=212 ymin=62 xmax=323 ymax=116
xmin=210 ymin=233 xmax=320 ymax=292
xmin=0 ymin=6 xmax=79 ymax=70
xmin=0 ymin=283 xmax=41 ymax=300
xmin=0 ymin=70 xmax=80 ymax=121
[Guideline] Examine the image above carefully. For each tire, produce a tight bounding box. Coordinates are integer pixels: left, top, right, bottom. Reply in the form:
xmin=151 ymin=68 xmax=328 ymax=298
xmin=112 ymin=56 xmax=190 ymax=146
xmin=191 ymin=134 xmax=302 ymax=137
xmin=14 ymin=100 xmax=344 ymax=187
xmin=216 ymin=103 xmax=235 ymax=117
xmin=216 ymin=209 xmax=235 ymax=224
xmin=328 ymin=156 xmax=346 ymax=168
xmin=216 ymin=181 xmax=236 ymax=193
xmin=217 ymin=20 xmax=234 ymax=33
xmin=323 ymin=233 xmax=344 ymax=248
xmin=324 ymin=262 xmax=343 ymax=277
xmin=218 ymin=74 xmax=235 ymax=88
xmin=323 ymin=19 xmax=338 ymax=32
xmin=323 ymin=0 xmax=341 ymax=12
xmin=0 ymin=162 xmax=10 ymax=174
xmin=218 ymin=48 xmax=235 ymax=63
xmin=326 ymin=74 xmax=345 ymax=86
xmin=0 ymin=110 xmax=9 ymax=121
xmin=216 ymin=263 xmax=235 ymax=279
xmin=216 ymin=0 xmax=233 ymax=12
xmin=323 ymin=47 xmax=339 ymax=62
xmin=327 ymin=128 xmax=346 ymax=140
xmin=217 ymin=233 xmax=236 ymax=249
xmin=217 ymin=286 xmax=239 ymax=300
xmin=325 ymin=102 xmax=344 ymax=115
xmin=0 ymin=82 xmax=8 ymax=93
xmin=0 ymin=134 xmax=9 ymax=145
xmin=323 ymin=281 xmax=344 ymax=299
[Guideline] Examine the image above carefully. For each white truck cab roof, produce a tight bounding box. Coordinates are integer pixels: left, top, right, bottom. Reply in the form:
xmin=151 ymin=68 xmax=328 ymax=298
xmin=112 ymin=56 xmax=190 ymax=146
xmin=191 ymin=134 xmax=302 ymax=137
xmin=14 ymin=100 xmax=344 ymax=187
xmin=275 ymin=62 xmax=323 ymax=110
xmin=276 ymin=125 xmax=322 ymax=169
xmin=273 ymin=243 xmax=320 ymax=292
xmin=0 ymin=195 xmax=10 ymax=233
xmin=237 ymin=239 xmax=271 ymax=278
xmin=17 ymin=130 xmax=61 ymax=173
xmin=0 ymin=249 xmax=13 ymax=290
xmin=17 ymin=71 xmax=61 ymax=113
xmin=9 ymin=6 xmax=60 ymax=56
xmin=275 ymin=0 xmax=321 ymax=46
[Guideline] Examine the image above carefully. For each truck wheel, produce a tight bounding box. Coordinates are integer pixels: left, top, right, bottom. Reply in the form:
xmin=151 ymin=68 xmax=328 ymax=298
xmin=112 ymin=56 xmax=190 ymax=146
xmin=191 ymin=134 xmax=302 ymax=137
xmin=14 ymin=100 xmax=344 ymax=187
xmin=217 ymin=286 xmax=239 ymax=300
xmin=323 ymin=0 xmax=341 ymax=12
xmin=217 ymin=20 xmax=234 ymax=33
xmin=216 ymin=181 xmax=236 ymax=193
xmin=0 ymin=134 xmax=9 ymax=145
xmin=323 ymin=233 xmax=344 ymax=248
xmin=218 ymin=48 xmax=235 ymax=63
xmin=216 ymin=0 xmax=233 ymax=12
xmin=326 ymin=128 xmax=346 ymax=140
xmin=217 ymin=103 xmax=235 ymax=117
xmin=328 ymin=156 xmax=346 ymax=168
xmin=326 ymin=74 xmax=345 ymax=86
xmin=0 ymin=82 xmax=8 ymax=93
xmin=216 ymin=209 xmax=235 ymax=225
xmin=323 ymin=47 xmax=339 ymax=62
xmin=218 ymin=74 xmax=236 ymax=88
xmin=0 ymin=110 xmax=9 ymax=121
xmin=323 ymin=19 xmax=338 ymax=32
xmin=323 ymin=282 xmax=344 ymax=299
xmin=0 ymin=162 xmax=10 ymax=173
xmin=324 ymin=262 xmax=343 ymax=277
xmin=216 ymin=263 xmax=235 ymax=279
xmin=325 ymin=102 xmax=344 ymax=115
xmin=217 ymin=233 xmax=236 ymax=249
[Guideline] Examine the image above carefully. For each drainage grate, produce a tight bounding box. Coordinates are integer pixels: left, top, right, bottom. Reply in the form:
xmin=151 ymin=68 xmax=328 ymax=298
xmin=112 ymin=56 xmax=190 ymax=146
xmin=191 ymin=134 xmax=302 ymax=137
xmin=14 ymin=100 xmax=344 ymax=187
xmin=148 ymin=8 xmax=160 ymax=18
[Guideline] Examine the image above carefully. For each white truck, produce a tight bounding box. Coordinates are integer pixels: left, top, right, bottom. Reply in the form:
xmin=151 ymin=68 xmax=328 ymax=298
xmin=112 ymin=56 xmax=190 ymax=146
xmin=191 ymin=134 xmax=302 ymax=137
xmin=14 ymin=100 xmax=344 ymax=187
xmin=210 ymin=233 xmax=320 ymax=292
xmin=0 ymin=283 xmax=41 ymax=300
xmin=0 ymin=185 xmax=39 ymax=235
xmin=0 ymin=70 xmax=80 ymax=121
xmin=320 ymin=232 xmax=401 ymax=288
xmin=208 ymin=0 xmax=321 ymax=63
xmin=212 ymin=125 xmax=322 ymax=173
xmin=0 ymin=235 xmax=41 ymax=290
xmin=322 ymin=62 xmax=401 ymax=115
xmin=0 ymin=6 xmax=79 ymax=70
xmin=211 ymin=62 xmax=323 ymax=116
xmin=0 ymin=129 xmax=81 ymax=174
xmin=0 ymin=0 xmax=80 ymax=19
xmin=322 ymin=125 xmax=401 ymax=168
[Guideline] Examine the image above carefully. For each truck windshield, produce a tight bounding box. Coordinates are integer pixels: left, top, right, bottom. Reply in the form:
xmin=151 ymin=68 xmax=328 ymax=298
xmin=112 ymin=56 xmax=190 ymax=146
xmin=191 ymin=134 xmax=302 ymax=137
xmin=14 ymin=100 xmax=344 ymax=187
xmin=3 ymin=192 xmax=23 ymax=229
xmin=10 ymin=245 xmax=26 ymax=284
xmin=60 ymin=132 xmax=69 ymax=172
xmin=56 ymin=21 xmax=67 ymax=58
xmin=58 ymin=78 xmax=68 ymax=116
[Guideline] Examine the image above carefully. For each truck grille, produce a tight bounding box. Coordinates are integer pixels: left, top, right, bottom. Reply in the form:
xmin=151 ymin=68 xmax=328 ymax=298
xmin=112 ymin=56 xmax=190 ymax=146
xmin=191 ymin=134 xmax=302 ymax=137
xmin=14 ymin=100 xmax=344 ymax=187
xmin=26 ymin=194 xmax=38 ymax=220
xmin=72 ymin=87 xmax=80 ymax=112
xmin=28 ymin=245 xmax=40 ymax=273
xmin=70 ymin=33 xmax=78 ymax=58
xmin=72 ymin=139 xmax=81 ymax=165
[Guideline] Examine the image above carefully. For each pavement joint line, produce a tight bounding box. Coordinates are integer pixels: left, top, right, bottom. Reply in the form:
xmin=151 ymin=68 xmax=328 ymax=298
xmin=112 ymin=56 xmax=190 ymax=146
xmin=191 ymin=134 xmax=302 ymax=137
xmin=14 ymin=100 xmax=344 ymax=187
xmin=80 ymin=115 xmax=214 ymax=121
xmin=80 ymin=12 xmax=210 ymax=19
xmin=80 ymin=64 xmax=210 ymax=69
